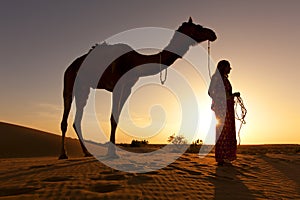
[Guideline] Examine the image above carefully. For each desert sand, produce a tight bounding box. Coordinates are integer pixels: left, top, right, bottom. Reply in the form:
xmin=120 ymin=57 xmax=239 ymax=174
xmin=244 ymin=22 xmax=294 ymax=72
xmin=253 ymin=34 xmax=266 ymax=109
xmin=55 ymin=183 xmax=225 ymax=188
xmin=1 ymin=122 xmax=300 ymax=199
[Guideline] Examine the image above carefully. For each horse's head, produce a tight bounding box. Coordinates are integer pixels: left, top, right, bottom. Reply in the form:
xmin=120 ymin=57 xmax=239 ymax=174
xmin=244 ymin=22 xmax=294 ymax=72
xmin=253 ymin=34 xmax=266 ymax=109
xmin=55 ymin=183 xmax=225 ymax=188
xmin=177 ymin=17 xmax=217 ymax=43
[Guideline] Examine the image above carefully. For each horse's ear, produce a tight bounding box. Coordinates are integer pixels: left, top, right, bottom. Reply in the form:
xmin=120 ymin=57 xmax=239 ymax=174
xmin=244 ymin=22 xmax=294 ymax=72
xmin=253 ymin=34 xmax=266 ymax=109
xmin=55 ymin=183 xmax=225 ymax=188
xmin=188 ymin=17 xmax=193 ymax=23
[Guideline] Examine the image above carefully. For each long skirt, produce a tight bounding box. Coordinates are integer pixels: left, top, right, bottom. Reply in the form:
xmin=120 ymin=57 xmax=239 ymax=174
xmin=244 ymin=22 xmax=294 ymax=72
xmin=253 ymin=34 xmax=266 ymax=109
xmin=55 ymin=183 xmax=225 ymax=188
xmin=214 ymin=99 xmax=237 ymax=162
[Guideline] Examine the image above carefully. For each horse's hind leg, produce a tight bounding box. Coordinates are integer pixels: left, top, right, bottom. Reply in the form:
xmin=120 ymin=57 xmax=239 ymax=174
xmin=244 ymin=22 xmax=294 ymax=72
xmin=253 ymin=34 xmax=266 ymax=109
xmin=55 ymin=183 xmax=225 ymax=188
xmin=59 ymin=94 xmax=72 ymax=159
xmin=73 ymin=88 xmax=92 ymax=157
xmin=59 ymin=71 xmax=75 ymax=159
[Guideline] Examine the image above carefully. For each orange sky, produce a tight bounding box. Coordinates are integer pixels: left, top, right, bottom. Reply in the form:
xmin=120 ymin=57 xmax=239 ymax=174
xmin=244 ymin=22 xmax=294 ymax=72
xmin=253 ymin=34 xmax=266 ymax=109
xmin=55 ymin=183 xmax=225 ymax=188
xmin=0 ymin=1 xmax=299 ymax=144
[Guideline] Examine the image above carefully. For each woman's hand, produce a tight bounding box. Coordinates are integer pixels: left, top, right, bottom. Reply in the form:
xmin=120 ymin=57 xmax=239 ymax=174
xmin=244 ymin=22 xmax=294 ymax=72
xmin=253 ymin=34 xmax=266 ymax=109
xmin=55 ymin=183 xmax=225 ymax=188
xmin=233 ymin=92 xmax=240 ymax=97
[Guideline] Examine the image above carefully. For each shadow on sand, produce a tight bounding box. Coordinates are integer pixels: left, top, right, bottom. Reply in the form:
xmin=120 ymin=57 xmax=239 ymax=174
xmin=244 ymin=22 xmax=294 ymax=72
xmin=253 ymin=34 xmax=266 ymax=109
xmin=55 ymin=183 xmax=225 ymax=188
xmin=210 ymin=164 xmax=256 ymax=200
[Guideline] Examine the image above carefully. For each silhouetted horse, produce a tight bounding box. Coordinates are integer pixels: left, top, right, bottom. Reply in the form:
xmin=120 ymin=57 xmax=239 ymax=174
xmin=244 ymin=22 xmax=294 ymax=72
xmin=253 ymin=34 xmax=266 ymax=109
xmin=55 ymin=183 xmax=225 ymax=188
xmin=59 ymin=17 xmax=217 ymax=159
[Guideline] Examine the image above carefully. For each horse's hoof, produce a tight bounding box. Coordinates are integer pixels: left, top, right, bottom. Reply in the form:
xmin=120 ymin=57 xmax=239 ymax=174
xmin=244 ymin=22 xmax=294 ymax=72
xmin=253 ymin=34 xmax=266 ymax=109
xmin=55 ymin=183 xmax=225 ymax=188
xmin=58 ymin=154 xmax=68 ymax=160
xmin=84 ymin=152 xmax=93 ymax=157
xmin=105 ymin=153 xmax=120 ymax=159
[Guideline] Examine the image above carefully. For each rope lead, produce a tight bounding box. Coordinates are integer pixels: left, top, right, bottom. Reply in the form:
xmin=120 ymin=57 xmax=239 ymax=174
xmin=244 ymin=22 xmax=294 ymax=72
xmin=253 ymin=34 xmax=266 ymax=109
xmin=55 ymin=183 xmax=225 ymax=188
xmin=208 ymin=41 xmax=212 ymax=79
xmin=235 ymin=96 xmax=247 ymax=145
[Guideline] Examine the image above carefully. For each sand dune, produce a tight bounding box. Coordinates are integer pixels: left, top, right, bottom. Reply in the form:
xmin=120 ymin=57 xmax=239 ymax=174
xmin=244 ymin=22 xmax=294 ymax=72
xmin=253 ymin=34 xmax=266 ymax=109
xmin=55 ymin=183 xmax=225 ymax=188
xmin=0 ymin=122 xmax=299 ymax=199
xmin=0 ymin=122 xmax=82 ymax=158
xmin=0 ymin=153 xmax=299 ymax=199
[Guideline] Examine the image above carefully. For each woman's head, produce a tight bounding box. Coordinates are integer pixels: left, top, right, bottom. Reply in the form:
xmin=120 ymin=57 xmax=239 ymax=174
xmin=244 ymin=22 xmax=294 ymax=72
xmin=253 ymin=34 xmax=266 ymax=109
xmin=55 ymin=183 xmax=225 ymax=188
xmin=217 ymin=60 xmax=231 ymax=77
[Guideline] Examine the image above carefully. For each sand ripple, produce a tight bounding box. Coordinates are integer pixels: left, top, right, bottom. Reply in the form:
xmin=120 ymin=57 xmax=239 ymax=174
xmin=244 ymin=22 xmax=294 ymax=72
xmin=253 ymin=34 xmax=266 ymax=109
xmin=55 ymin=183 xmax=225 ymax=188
xmin=0 ymin=153 xmax=299 ymax=199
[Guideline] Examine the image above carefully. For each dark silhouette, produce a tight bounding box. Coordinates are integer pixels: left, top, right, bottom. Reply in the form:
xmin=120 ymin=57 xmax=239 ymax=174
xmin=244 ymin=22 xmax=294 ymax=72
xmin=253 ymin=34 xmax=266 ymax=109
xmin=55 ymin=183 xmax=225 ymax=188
xmin=210 ymin=165 xmax=255 ymax=199
xmin=59 ymin=17 xmax=217 ymax=159
xmin=208 ymin=60 xmax=240 ymax=165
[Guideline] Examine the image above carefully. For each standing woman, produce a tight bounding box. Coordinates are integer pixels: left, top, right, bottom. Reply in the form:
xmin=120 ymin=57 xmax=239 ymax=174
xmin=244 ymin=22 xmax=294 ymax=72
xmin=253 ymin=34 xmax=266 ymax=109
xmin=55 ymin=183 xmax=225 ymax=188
xmin=208 ymin=60 xmax=240 ymax=166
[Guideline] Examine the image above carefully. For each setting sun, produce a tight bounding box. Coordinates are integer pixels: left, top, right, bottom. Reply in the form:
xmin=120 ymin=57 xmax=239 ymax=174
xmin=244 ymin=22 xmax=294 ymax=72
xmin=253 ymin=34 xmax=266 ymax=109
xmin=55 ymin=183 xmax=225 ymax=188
xmin=1 ymin=2 xmax=300 ymax=199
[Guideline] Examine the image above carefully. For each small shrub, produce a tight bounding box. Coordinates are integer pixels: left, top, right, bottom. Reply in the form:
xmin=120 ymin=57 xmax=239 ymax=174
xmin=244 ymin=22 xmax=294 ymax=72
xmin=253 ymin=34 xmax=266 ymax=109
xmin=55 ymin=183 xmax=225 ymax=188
xmin=167 ymin=134 xmax=188 ymax=145
xmin=186 ymin=139 xmax=203 ymax=153
xmin=130 ymin=139 xmax=149 ymax=147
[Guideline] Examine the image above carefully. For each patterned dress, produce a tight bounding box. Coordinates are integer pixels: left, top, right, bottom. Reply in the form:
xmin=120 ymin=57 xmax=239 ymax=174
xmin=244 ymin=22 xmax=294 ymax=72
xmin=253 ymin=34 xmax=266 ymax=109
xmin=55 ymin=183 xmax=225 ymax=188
xmin=209 ymin=74 xmax=237 ymax=162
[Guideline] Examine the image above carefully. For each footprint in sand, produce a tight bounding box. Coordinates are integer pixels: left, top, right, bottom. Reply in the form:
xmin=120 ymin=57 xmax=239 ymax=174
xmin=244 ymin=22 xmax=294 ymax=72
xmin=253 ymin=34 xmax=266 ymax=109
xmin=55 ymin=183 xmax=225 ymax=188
xmin=162 ymin=166 xmax=174 ymax=171
xmin=194 ymin=163 xmax=209 ymax=167
xmin=127 ymin=175 xmax=154 ymax=185
xmin=42 ymin=176 xmax=73 ymax=182
xmin=0 ymin=186 xmax=40 ymax=197
xmin=184 ymin=169 xmax=203 ymax=176
xmin=91 ymin=174 xmax=127 ymax=181
xmin=176 ymin=157 xmax=192 ymax=162
xmin=90 ymin=183 xmax=123 ymax=193
xmin=28 ymin=164 xmax=54 ymax=169
xmin=167 ymin=164 xmax=203 ymax=176
xmin=145 ymin=171 xmax=160 ymax=175
xmin=176 ymin=167 xmax=203 ymax=176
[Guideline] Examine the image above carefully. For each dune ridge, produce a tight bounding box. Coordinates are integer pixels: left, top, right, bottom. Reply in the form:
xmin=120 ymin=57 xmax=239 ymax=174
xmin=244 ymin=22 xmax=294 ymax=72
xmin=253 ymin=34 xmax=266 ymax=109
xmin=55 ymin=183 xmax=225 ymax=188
xmin=0 ymin=122 xmax=82 ymax=158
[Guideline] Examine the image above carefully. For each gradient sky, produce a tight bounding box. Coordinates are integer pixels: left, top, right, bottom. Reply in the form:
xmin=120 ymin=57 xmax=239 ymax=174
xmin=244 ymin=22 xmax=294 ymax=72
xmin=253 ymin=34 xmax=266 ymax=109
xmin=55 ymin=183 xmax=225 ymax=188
xmin=0 ymin=0 xmax=299 ymax=144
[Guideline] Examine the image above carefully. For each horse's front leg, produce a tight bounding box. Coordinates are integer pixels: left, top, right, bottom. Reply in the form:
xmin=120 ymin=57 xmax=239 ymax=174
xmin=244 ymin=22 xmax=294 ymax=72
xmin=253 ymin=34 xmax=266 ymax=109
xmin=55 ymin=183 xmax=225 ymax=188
xmin=107 ymin=84 xmax=132 ymax=157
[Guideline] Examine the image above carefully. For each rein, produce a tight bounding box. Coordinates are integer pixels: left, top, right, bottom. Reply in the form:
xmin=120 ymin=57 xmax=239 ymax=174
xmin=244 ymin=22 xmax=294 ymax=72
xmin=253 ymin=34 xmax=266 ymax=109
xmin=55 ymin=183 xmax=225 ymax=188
xmin=208 ymin=41 xmax=212 ymax=79
xmin=159 ymin=53 xmax=167 ymax=85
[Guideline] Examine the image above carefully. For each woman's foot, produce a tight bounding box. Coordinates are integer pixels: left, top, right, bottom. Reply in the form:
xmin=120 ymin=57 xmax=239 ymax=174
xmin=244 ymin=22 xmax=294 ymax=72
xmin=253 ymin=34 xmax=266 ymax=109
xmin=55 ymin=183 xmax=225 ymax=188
xmin=58 ymin=153 xmax=68 ymax=160
xmin=224 ymin=159 xmax=232 ymax=164
xmin=217 ymin=161 xmax=224 ymax=166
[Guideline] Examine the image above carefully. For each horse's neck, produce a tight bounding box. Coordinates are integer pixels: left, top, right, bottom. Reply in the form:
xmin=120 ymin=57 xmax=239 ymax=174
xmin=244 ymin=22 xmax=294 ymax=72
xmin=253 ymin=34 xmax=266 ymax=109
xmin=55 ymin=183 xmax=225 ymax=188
xmin=128 ymin=31 xmax=194 ymax=69
xmin=163 ymin=31 xmax=195 ymax=58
